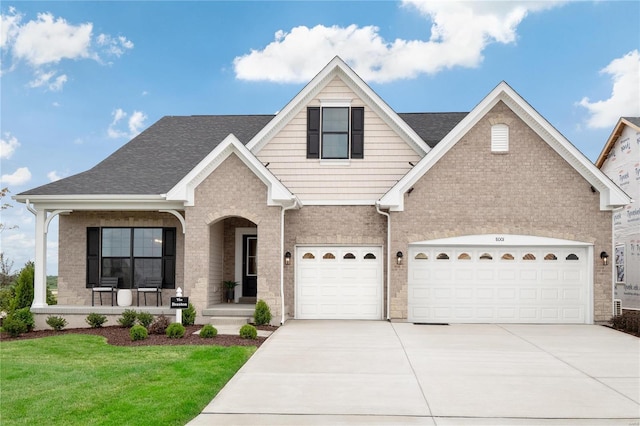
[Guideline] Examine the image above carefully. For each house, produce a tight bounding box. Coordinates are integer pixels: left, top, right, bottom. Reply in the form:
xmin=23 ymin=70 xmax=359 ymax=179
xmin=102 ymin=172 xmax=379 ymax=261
xmin=16 ymin=57 xmax=630 ymax=326
xmin=596 ymin=117 xmax=639 ymax=312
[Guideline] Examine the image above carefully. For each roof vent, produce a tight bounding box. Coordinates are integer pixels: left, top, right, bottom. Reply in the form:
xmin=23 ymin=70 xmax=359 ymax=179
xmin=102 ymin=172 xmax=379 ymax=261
xmin=491 ymin=124 xmax=509 ymax=153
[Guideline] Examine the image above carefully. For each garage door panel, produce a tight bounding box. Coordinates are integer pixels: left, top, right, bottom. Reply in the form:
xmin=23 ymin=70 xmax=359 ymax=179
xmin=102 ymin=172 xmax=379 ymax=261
xmin=409 ymin=244 xmax=589 ymax=324
xmin=296 ymin=246 xmax=383 ymax=320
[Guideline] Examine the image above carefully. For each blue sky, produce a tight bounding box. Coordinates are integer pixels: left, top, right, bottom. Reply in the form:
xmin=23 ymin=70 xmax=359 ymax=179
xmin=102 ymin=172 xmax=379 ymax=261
xmin=1 ymin=0 xmax=639 ymax=275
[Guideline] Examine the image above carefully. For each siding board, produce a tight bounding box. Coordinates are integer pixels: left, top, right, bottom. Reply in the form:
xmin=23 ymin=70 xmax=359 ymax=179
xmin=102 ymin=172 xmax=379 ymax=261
xmin=256 ymin=76 xmax=422 ymax=203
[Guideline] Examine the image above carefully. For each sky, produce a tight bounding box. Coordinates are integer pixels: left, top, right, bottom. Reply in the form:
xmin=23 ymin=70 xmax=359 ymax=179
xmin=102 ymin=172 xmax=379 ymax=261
xmin=1 ymin=0 xmax=639 ymax=276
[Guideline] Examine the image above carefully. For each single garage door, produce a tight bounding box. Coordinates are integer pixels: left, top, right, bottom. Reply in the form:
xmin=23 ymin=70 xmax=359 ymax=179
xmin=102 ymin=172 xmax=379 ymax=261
xmin=408 ymin=237 xmax=591 ymax=324
xmin=296 ymin=246 xmax=383 ymax=319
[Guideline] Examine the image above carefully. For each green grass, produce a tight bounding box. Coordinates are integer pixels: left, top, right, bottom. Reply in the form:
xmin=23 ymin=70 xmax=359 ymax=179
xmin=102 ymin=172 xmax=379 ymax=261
xmin=0 ymin=334 xmax=255 ymax=425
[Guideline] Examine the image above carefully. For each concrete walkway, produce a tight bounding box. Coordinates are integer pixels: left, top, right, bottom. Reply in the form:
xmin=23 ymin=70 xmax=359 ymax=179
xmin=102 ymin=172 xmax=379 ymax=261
xmin=188 ymin=321 xmax=640 ymax=425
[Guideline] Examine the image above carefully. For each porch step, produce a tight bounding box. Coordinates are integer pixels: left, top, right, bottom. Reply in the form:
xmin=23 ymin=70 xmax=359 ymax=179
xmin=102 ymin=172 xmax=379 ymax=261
xmin=204 ymin=316 xmax=251 ymax=326
xmin=202 ymin=303 xmax=255 ymax=317
xmin=238 ymin=297 xmax=257 ymax=304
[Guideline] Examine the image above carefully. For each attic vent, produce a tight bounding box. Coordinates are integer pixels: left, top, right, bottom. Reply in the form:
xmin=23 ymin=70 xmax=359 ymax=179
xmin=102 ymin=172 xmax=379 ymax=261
xmin=613 ymin=299 xmax=622 ymax=316
xmin=491 ymin=124 xmax=509 ymax=153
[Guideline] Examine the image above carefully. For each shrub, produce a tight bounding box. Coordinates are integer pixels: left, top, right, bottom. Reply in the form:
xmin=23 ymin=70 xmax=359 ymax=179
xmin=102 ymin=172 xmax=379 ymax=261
xmin=253 ymin=299 xmax=272 ymax=326
xmin=130 ymin=324 xmax=148 ymax=341
xmin=148 ymin=314 xmax=170 ymax=335
xmin=9 ymin=262 xmax=34 ymax=312
xmin=199 ymin=324 xmax=217 ymax=338
xmin=46 ymin=287 xmax=57 ymax=305
xmin=86 ymin=313 xmax=107 ymax=328
xmin=609 ymin=311 xmax=640 ymax=335
xmin=12 ymin=307 xmax=34 ymax=332
xmin=181 ymin=303 xmax=196 ymax=326
xmin=2 ymin=316 xmax=27 ymax=337
xmin=136 ymin=311 xmax=154 ymax=328
xmin=166 ymin=322 xmax=185 ymax=338
xmin=239 ymin=324 xmax=257 ymax=339
xmin=46 ymin=315 xmax=67 ymax=331
xmin=118 ymin=309 xmax=138 ymax=328
xmin=0 ymin=286 xmax=15 ymax=313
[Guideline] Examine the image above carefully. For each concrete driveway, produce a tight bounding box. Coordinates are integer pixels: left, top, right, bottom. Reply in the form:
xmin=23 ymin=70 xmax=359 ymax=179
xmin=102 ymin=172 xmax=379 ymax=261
xmin=189 ymin=321 xmax=640 ymax=425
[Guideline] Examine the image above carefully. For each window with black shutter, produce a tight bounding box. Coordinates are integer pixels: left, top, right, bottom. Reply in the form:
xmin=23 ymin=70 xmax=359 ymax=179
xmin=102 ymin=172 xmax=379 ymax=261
xmin=306 ymin=106 xmax=364 ymax=160
xmin=85 ymin=227 xmax=177 ymax=289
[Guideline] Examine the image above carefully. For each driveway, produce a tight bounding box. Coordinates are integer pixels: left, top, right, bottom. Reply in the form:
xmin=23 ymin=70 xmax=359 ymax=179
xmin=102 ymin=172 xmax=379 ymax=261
xmin=189 ymin=321 xmax=640 ymax=425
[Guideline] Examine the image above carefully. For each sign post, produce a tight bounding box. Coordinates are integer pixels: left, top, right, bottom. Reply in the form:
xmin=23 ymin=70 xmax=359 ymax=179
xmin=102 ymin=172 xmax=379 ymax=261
xmin=170 ymin=287 xmax=189 ymax=324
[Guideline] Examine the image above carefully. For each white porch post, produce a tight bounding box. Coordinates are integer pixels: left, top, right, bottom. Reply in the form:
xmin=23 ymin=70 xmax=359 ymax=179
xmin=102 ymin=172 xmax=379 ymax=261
xmin=32 ymin=208 xmax=47 ymax=308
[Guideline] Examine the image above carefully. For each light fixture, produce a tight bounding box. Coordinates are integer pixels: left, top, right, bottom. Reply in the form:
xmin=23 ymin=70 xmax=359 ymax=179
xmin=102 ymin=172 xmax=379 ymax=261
xmin=284 ymin=251 xmax=291 ymax=266
xmin=600 ymin=251 xmax=609 ymax=266
xmin=396 ymin=251 xmax=404 ymax=265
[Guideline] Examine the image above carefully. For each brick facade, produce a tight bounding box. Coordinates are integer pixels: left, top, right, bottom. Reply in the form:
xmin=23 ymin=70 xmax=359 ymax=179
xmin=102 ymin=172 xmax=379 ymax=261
xmin=283 ymin=205 xmax=388 ymax=318
xmin=389 ymin=102 xmax=612 ymax=321
xmin=184 ymin=153 xmax=282 ymax=322
xmin=57 ymin=211 xmax=184 ymax=305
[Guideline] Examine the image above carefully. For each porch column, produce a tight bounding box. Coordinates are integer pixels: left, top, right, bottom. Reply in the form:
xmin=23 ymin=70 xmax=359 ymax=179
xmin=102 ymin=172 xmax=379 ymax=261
xmin=32 ymin=208 xmax=47 ymax=308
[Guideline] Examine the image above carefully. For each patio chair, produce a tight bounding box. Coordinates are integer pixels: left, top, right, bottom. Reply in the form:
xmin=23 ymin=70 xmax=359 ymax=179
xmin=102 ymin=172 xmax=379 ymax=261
xmin=91 ymin=277 xmax=118 ymax=306
xmin=137 ymin=277 xmax=163 ymax=306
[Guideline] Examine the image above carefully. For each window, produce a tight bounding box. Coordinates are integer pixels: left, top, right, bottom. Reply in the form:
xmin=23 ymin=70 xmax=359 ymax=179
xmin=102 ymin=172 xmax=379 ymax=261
xmin=86 ymin=227 xmax=176 ymax=289
xmin=522 ymin=253 xmax=536 ymax=260
xmin=303 ymin=252 xmax=315 ymax=259
xmin=501 ymin=253 xmax=514 ymax=260
xmin=544 ymin=253 xmax=558 ymax=260
xmin=414 ymin=253 xmax=428 ymax=260
xmin=343 ymin=253 xmax=356 ymax=259
xmin=307 ymin=106 xmax=364 ymax=159
xmin=323 ymin=253 xmax=336 ymax=259
xmin=458 ymin=253 xmax=471 ymax=260
xmin=615 ymin=245 xmax=625 ymax=283
xmin=479 ymin=253 xmax=493 ymax=260
xmin=491 ymin=123 xmax=509 ymax=153
xmin=364 ymin=253 xmax=376 ymax=259
xmin=436 ymin=253 xmax=450 ymax=260
xmin=566 ymin=254 xmax=579 ymax=260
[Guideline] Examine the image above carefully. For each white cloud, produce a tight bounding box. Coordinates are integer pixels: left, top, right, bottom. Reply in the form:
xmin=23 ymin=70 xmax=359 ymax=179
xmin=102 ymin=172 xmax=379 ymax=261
xmin=108 ymin=108 xmax=147 ymax=139
xmin=0 ymin=8 xmax=133 ymax=90
xmin=96 ymin=33 xmax=134 ymax=58
xmin=233 ymin=1 xmax=563 ymax=83
xmin=1 ymin=167 xmax=32 ymax=186
xmin=0 ymin=133 xmax=20 ymax=159
xmin=28 ymin=70 xmax=68 ymax=91
xmin=47 ymin=170 xmax=63 ymax=182
xmin=578 ymin=50 xmax=640 ymax=129
xmin=12 ymin=12 xmax=93 ymax=66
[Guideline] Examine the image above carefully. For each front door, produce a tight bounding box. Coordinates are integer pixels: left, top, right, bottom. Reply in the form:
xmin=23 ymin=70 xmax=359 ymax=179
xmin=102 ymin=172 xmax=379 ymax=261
xmin=242 ymin=235 xmax=257 ymax=297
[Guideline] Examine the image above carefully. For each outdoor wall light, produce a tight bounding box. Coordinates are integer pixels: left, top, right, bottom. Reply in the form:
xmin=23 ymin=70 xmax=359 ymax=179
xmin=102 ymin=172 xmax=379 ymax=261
xmin=396 ymin=251 xmax=404 ymax=265
xmin=600 ymin=251 xmax=609 ymax=266
xmin=284 ymin=251 xmax=291 ymax=266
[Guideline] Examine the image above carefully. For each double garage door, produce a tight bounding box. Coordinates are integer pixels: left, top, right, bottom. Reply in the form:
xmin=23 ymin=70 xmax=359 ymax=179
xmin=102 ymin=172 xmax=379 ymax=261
xmin=408 ymin=239 xmax=591 ymax=324
xmin=296 ymin=246 xmax=383 ymax=320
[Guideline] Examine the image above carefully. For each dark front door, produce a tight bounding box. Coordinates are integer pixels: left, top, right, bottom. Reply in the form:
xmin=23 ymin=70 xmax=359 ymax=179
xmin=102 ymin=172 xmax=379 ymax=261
xmin=242 ymin=235 xmax=257 ymax=297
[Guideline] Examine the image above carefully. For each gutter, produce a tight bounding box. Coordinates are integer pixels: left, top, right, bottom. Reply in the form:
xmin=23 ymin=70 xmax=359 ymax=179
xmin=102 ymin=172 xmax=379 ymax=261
xmin=25 ymin=199 xmax=37 ymax=215
xmin=375 ymin=202 xmax=391 ymax=321
xmin=280 ymin=198 xmax=301 ymax=325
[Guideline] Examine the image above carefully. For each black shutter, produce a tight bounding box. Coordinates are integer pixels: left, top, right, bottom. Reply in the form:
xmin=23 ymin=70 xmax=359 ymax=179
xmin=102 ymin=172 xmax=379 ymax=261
xmin=86 ymin=227 xmax=100 ymax=288
xmin=351 ymin=107 xmax=364 ymax=159
xmin=162 ymin=228 xmax=176 ymax=288
xmin=307 ymin=107 xmax=320 ymax=159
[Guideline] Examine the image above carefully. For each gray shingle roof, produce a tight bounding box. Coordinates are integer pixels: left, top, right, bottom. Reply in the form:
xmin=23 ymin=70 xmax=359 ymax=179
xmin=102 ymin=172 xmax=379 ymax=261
xmin=19 ymin=112 xmax=467 ymax=196
xmin=623 ymin=117 xmax=640 ymax=127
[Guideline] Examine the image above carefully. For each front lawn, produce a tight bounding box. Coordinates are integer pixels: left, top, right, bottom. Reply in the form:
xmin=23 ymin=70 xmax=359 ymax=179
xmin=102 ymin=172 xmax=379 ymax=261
xmin=0 ymin=334 xmax=255 ymax=425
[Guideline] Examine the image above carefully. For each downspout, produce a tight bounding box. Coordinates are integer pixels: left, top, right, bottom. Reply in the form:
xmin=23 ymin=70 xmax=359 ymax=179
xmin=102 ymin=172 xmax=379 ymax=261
xmin=25 ymin=199 xmax=37 ymax=215
xmin=375 ymin=202 xmax=391 ymax=321
xmin=280 ymin=199 xmax=299 ymax=325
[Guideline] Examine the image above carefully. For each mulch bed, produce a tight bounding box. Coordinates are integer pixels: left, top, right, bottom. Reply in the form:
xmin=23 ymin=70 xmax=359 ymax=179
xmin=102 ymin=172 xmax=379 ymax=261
xmin=0 ymin=325 xmax=278 ymax=347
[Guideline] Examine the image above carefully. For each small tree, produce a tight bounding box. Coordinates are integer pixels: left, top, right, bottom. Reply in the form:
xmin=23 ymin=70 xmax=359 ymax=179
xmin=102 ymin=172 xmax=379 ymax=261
xmin=10 ymin=262 xmax=34 ymax=312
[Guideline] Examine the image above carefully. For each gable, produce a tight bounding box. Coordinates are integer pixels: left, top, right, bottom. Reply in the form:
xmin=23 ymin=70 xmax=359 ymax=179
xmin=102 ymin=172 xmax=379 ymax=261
xmin=166 ymin=134 xmax=298 ymax=207
xmin=599 ymin=121 xmax=640 ymax=198
xmin=256 ymin=75 xmax=422 ymax=204
xmin=380 ymin=82 xmax=631 ymax=211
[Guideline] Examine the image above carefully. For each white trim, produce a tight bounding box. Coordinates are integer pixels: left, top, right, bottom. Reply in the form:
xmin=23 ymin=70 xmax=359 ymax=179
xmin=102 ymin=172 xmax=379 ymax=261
xmin=320 ymin=99 xmax=352 ymax=107
xmin=247 ymin=56 xmax=429 ymax=157
xmin=301 ymin=199 xmax=377 ymax=206
xmin=379 ymin=82 xmax=631 ymax=211
xmin=166 ymin=133 xmax=296 ymax=207
xmin=410 ymin=234 xmax=593 ymax=247
xmin=159 ymin=210 xmax=186 ymax=234
xmin=44 ymin=210 xmax=72 ymax=234
xmin=235 ymin=228 xmax=257 ymax=303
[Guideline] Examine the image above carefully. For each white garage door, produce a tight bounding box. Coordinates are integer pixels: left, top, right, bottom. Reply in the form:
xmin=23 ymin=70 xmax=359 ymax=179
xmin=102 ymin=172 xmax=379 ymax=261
xmin=408 ymin=237 xmax=591 ymax=324
xmin=296 ymin=246 xmax=383 ymax=320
